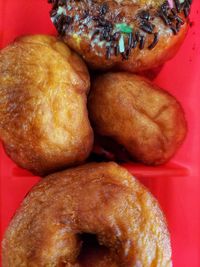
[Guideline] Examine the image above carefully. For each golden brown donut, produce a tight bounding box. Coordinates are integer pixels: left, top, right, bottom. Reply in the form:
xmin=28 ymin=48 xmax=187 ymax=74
xmin=88 ymin=72 xmax=187 ymax=165
xmin=49 ymin=0 xmax=191 ymax=72
xmin=2 ymin=162 xmax=172 ymax=267
xmin=0 ymin=35 xmax=93 ymax=176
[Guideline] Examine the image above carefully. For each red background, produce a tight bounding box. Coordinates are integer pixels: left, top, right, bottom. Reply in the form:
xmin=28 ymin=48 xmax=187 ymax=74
xmin=0 ymin=1 xmax=200 ymax=266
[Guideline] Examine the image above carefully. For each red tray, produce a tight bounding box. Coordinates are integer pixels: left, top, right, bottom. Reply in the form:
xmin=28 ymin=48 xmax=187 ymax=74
xmin=0 ymin=1 xmax=200 ymax=266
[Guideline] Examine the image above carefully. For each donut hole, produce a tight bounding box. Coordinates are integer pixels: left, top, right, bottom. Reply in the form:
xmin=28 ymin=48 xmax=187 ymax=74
xmin=78 ymin=233 xmax=118 ymax=266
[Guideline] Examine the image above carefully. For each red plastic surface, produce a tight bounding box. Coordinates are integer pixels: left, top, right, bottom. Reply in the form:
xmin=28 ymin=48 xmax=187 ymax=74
xmin=0 ymin=1 xmax=200 ymax=266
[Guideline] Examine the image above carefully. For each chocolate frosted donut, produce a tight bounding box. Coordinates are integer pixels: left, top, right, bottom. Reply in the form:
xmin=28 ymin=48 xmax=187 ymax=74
xmin=2 ymin=162 xmax=172 ymax=267
xmin=49 ymin=0 xmax=192 ymax=72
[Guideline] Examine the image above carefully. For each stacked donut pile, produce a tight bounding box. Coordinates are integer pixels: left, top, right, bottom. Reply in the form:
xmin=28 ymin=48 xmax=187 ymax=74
xmin=0 ymin=0 xmax=192 ymax=266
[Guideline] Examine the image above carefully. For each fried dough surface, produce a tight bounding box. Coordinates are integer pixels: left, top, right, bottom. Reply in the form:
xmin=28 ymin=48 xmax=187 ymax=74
xmin=0 ymin=35 xmax=93 ymax=175
xmin=2 ymin=162 xmax=172 ymax=267
xmin=88 ymin=73 xmax=187 ymax=165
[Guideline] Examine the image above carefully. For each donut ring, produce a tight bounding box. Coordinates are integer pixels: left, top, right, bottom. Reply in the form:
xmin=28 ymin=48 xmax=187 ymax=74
xmin=49 ymin=0 xmax=191 ymax=72
xmin=2 ymin=162 xmax=172 ymax=266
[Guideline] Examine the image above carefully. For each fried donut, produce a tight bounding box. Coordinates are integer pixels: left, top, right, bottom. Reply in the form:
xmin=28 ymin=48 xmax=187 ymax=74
xmin=2 ymin=162 xmax=172 ymax=267
xmin=88 ymin=73 xmax=187 ymax=165
xmin=0 ymin=35 xmax=93 ymax=176
xmin=49 ymin=0 xmax=191 ymax=72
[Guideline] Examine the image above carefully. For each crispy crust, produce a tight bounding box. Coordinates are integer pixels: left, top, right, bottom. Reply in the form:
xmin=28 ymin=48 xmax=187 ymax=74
xmin=2 ymin=162 xmax=172 ymax=266
xmin=88 ymin=72 xmax=187 ymax=165
xmin=0 ymin=35 xmax=93 ymax=176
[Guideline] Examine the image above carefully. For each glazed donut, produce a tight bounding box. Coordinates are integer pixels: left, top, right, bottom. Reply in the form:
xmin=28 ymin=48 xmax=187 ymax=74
xmin=88 ymin=72 xmax=187 ymax=165
xmin=2 ymin=162 xmax=172 ymax=267
xmin=0 ymin=35 xmax=93 ymax=176
xmin=49 ymin=0 xmax=192 ymax=72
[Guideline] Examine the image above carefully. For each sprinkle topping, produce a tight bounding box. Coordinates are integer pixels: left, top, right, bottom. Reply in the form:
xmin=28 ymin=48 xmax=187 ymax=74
xmin=49 ymin=0 xmax=192 ymax=60
xmin=116 ymin=23 xmax=133 ymax=34
xmin=119 ymin=35 xmax=125 ymax=53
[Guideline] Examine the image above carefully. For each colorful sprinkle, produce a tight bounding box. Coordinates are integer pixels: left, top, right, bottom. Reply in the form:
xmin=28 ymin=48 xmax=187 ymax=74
xmin=116 ymin=23 xmax=133 ymax=34
xmin=119 ymin=35 xmax=125 ymax=53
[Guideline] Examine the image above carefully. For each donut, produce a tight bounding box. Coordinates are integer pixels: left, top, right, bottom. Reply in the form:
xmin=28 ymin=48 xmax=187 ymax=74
xmin=2 ymin=162 xmax=172 ymax=266
xmin=0 ymin=35 xmax=93 ymax=176
xmin=49 ymin=0 xmax=192 ymax=72
xmin=88 ymin=72 xmax=187 ymax=165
